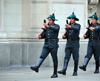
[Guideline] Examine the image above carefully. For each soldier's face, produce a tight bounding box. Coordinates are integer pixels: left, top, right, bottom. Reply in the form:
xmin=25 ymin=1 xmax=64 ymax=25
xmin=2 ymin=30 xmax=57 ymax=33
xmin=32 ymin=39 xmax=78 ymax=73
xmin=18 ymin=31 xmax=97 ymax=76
xmin=91 ymin=18 xmax=97 ymax=24
xmin=70 ymin=18 xmax=76 ymax=24
xmin=48 ymin=18 xmax=55 ymax=25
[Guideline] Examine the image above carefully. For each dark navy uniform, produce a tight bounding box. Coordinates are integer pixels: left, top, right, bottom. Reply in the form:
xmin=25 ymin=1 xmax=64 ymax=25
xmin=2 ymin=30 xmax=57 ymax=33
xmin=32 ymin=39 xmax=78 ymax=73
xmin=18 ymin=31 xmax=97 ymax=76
xmin=65 ymin=23 xmax=81 ymax=61
xmin=99 ymin=29 xmax=100 ymax=66
xmin=58 ymin=22 xmax=81 ymax=76
xmin=58 ymin=11 xmax=81 ymax=76
xmin=85 ymin=23 xmax=100 ymax=61
xmin=79 ymin=11 xmax=100 ymax=73
xmin=30 ymin=13 xmax=60 ymax=78
xmin=40 ymin=24 xmax=60 ymax=63
xmin=30 ymin=23 xmax=60 ymax=78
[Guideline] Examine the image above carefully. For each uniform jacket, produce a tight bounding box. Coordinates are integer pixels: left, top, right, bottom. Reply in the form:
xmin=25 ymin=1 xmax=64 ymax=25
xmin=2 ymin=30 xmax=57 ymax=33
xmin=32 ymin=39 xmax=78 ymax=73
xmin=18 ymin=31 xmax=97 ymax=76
xmin=65 ymin=23 xmax=81 ymax=48
xmin=85 ymin=23 xmax=100 ymax=46
xmin=41 ymin=23 xmax=60 ymax=48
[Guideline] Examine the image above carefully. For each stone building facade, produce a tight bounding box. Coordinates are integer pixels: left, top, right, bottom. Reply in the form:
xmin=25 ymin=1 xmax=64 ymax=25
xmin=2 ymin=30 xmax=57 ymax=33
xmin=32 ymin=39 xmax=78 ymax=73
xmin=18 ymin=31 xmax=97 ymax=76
xmin=0 ymin=0 xmax=100 ymax=68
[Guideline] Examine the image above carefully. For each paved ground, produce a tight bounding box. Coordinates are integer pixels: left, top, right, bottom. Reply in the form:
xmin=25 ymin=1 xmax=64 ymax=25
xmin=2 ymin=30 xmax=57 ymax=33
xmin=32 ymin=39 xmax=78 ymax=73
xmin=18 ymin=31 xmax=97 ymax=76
xmin=0 ymin=65 xmax=100 ymax=81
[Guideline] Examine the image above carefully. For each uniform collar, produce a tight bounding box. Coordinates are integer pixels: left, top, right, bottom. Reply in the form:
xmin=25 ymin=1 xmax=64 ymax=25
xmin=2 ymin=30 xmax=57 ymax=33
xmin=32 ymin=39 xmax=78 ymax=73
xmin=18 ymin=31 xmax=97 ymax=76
xmin=49 ymin=23 xmax=55 ymax=26
xmin=70 ymin=23 xmax=76 ymax=26
xmin=92 ymin=23 xmax=98 ymax=27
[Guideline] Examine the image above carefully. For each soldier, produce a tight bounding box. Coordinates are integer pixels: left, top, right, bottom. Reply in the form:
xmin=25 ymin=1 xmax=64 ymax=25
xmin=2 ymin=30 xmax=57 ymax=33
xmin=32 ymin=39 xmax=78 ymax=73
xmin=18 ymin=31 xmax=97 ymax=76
xmin=58 ymin=10 xmax=81 ymax=76
xmin=79 ymin=10 xmax=100 ymax=73
xmin=30 ymin=11 xmax=60 ymax=78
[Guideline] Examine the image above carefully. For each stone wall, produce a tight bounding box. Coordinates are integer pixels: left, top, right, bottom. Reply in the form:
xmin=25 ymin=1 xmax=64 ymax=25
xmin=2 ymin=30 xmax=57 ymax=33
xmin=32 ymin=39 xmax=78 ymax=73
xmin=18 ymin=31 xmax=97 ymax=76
xmin=0 ymin=42 xmax=96 ymax=68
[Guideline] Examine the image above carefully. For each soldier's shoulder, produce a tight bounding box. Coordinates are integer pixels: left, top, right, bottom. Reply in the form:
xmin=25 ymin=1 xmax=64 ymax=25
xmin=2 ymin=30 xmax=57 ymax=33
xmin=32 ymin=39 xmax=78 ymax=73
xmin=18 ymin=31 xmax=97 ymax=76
xmin=97 ymin=23 xmax=100 ymax=25
xmin=75 ymin=23 xmax=81 ymax=26
xmin=55 ymin=24 xmax=60 ymax=27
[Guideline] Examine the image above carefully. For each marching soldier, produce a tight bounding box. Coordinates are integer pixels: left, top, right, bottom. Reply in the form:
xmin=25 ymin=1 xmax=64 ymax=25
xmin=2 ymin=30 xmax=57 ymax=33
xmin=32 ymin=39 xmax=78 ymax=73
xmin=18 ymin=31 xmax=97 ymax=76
xmin=79 ymin=10 xmax=100 ymax=73
xmin=30 ymin=11 xmax=60 ymax=78
xmin=58 ymin=9 xmax=81 ymax=76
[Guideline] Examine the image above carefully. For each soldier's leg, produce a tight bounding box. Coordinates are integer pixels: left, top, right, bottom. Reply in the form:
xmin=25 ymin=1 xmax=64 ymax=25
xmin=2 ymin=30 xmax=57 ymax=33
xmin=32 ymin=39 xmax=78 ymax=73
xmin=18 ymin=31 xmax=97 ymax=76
xmin=99 ymin=46 xmax=100 ymax=66
xmin=94 ymin=46 xmax=99 ymax=73
xmin=50 ymin=48 xmax=58 ymax=78
xmin=79 ymin=46 xmax=93 ymax=71
xmin=72 ymin=47 xmax=79 ymax=76
xmin=99 ymin=55 xmax=100 ymax=66
xmin=30 ymin=47 xmax=49 ymax=73
xmin=58 ymin=48 xmax=71 ymax=75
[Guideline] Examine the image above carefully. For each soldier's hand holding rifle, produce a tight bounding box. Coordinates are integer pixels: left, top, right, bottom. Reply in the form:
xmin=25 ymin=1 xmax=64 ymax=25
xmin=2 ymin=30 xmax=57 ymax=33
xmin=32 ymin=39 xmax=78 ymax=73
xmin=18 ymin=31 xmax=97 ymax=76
xmin=62 ymin=35 xmax=66 ymax=39
xmin=62 ymin=24 xmax=70 ymax=39
xmin=65 ymin=24 xmax=71 ymax=28
xmin=38 ymin=35 xmax=41 ymax=39
xmin=38 ymin=20 xmax=47 ymax=39
xmin=62 ymin=20 xmax=69 ymax=39
xmin=83 ymin=20 xmax=92 ymax=39
xmin=83 ymin=34 xmax=86 ymax=38
xmin=43 ymin=23 xmax=49 ymax=28
xmin=89 ymin=27 xmax=95 ymax=30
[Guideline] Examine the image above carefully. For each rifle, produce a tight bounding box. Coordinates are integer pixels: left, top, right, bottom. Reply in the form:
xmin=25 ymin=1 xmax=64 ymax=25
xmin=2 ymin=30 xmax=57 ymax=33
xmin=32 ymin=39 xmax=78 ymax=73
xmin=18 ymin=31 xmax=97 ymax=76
xmin=39 ymin=20 xmax=46 ymax=36
xmin=84 ymin=20 xmax=91 ymax=36
xmin=63 ymin=20 xmax=69 ymax=39
xmin=84 ymin=8 xmax=98 ymax=37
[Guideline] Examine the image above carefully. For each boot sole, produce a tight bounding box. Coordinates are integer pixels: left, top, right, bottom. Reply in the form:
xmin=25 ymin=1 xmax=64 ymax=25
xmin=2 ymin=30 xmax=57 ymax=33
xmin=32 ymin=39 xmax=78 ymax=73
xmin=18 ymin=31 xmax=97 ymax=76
xmin=51 ymin=76 xmax=58 ymax=78
xmin=79 ymin=67 xmax=86 ymax=71
xmin=73 ymin=74 xmax=77 ymax=76
xmin=73 ymin=72 xmax=78 ymax=76
xmin=94 ymin=72 xmax=99 ymax=74
xmin=58 ymin=72 xmax=66 ymax=75
xmin=30 ymin=67 xmax=38 ymax=73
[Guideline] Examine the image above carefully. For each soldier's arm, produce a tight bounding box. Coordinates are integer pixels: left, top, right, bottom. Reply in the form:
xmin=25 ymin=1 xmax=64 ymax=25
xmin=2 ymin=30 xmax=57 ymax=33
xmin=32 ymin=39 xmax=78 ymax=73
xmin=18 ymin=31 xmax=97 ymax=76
xmin=49 ymin=25 xmax=60 ymax=31
xmin=94 ymin=25 xmax=100 ymax=31
xmin=85 ymin=30 xmax=90 ymax=39
xmin=65 ymin=31 xmax=68 ymax=38
xmin=41 ymin=31 xmax=46 ymax=39
xmin=70 ymin=24 xmax=81 ymax=31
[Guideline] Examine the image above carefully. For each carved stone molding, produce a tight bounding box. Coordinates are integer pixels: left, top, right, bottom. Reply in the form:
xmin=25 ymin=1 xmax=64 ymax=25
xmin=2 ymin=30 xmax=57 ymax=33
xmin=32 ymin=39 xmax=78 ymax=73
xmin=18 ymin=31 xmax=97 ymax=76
xmin=88 ymin=0 xmax=99 ymax=5
xmin=88 ymin=0 xmax=99 ymax=17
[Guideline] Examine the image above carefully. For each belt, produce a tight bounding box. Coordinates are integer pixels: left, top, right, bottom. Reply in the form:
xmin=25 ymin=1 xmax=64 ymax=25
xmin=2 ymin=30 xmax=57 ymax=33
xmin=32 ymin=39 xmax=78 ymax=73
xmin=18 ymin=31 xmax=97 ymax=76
xmin=45 ymin=39 xmax=58 ymax=42
xmin=89 ymin=37 xmax=99 ymax=40
xmin=67 ymin=38 xmax=80 ymax=41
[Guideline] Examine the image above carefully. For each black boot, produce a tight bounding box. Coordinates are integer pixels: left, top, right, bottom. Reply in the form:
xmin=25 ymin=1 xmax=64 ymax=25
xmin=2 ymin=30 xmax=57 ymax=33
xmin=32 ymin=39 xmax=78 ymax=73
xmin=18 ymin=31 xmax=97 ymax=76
xmin=99 ymin=57 xmax=100 ymax=67
xmin=58 ymin=60 xmax=69 ymax=75
xmin=79 ymin=58 xmax=90 ymax=71
xmin=30 ymin=58 xmax=44 ymax=73
xmin=51 ymin=62 xmax=58 ymax=78
xmin=94 ymin=61 xmax=99 ymax=73
xmin=73 ymin=60 xmax=78 ymax=76
xmin=99 ymin=61 xmax=100 ymax=67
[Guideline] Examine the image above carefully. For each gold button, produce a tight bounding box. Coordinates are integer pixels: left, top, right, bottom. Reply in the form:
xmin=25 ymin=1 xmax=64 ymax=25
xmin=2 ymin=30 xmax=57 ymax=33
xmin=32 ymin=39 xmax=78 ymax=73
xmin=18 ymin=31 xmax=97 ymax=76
xmin=48 ymin=39 xmax=50 ymax=41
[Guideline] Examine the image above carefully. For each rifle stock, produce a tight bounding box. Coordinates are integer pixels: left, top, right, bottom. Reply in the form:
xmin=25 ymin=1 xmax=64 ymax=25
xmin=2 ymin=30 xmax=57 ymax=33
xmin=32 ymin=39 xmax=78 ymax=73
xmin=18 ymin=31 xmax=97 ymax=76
xmin=63 ymin=20 xmax=69 ymax=39
xmin=84 ymin=20 xmax=91 ymax=36
xmin=39 ymin=20 xmax=46 ymax=36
